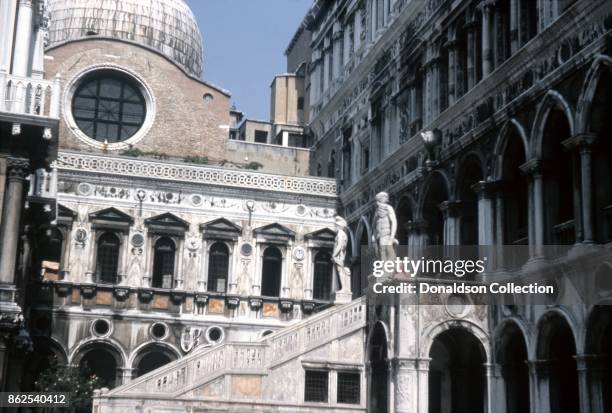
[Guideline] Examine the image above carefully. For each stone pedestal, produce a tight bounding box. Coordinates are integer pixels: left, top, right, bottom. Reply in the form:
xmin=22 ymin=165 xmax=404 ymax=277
xmin=332 ymin=291 xmax=352 ymax=304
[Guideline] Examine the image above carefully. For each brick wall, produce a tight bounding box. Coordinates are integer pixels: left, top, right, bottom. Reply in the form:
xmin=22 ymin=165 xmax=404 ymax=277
xmin=45 ymin=39 xmax=230 ymax=161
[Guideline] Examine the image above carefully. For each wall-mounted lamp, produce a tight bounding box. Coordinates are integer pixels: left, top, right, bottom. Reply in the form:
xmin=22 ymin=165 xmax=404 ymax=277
xmin=420 ymin=129 xmax=442 ymax=167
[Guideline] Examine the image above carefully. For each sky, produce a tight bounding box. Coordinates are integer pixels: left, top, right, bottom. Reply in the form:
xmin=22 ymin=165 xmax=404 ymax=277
xmin=186 ymin=0 xmax=312 ymax=121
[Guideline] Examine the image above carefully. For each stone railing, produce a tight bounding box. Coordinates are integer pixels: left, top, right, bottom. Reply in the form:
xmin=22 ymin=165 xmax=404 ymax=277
xmin=106 ymin=297 xmax=366 ymax=398
xmin=57 ymin=151 xmax=337 ymax=198
xmin=0 ymin=70 xmax=60 ymax=118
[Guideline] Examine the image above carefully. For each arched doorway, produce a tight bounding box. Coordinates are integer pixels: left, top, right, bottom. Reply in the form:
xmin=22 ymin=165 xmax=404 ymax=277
xmin=133 ymin=344 xmax=178 ymax=377
xmin=537 ymin=313 xmax=579 ymax=413
xmin=421 ymin=173 xmax=449 ymax=246
xmin=368 ymin=322 xmax=389 ymax=413
xmin=429 ymin=328 xmax=486 ymax=413
xmin=78 ymin=348 xmax=118 ymax=388
xmin=396 ymin=196 xmax=414 ymax=247
xmin=501 ymin=125 xmax=529 ymax=269
xmin=20 ymin=338 xmax=67 ymax=392
xmin=540 ymin=107 xmax=575 ymax=244
xmin=496 ymin=322 xmax=530 ymax=413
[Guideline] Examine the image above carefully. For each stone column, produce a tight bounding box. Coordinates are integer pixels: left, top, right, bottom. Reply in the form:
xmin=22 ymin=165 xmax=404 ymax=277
xmin=118 ymin=367 xmax=135 ymax=385
xmin=439 ymin=201 xmax=461 ymax=246
xmin=520 ymin=160 xmax=544 ymax=259
xmin=481 ymin=2 xmax=493 ymax=77
xmin=494 ymin=191 xmax=505 ymax=269
xmin=574 ymin=354 xmax=598 ymax=413
xmin=485 ymin=363 xmax=505 ymax=413
xmin=563 ymin=133 xmax=596 ymax=244
xmin=0 ymin=158 xmax=29 ymax=284
xmin=471 ymin=181 xmax=497 ymax=246
xmin=12 ymin=0 xmax=33 ymax=77
xmin=527 ymin=359 xmax=550 ymax=413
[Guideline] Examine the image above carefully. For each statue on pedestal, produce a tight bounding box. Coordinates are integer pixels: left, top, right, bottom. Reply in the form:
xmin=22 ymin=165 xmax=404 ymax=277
xmin=333 ymin=216 xmax=352 ymax=301
xmin=373 ymin=192 xmax=398 ymax=263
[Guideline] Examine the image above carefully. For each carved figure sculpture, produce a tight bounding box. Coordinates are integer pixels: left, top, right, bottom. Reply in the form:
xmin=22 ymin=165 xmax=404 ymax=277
xmin=333 ymin=216 xmax=352 ymax=294
xmin=372 ymin=192 xmax=398 ymax=263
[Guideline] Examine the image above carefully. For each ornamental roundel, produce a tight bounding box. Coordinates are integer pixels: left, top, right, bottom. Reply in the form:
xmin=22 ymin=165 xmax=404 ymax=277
xmin=293 ymin=246 xmax=305 ymax=261
xmin=130 ymin=233 xmax=145 ymax=247
xmin=240 ymin=243 xmax=253 ymax=256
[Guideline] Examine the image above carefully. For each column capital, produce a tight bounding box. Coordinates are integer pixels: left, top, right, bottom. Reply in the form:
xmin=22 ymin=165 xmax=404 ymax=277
xmin=484 ymin=362 xmax=502 ymax=377
xmin=573 ymin=354 xmax=603 ymax=371
xmin=471 ymin=180 xmax=502 ymax=197
xmin=562 ymin=133 xmax=597 ymax=150
xmin=478 ymin=0 xmax=497 ymax=12
xmin=526 ymin=359 xmax=550 ymax=374
xmin=404 ymin=219 xmax=427 ymax=234
xmin=519 ymin=159 xmax=546 ymax=177
xmin=6 ymin=158 xmax=30 ymax=181
xmin=438 ymin=200 xmax=463 ymax=217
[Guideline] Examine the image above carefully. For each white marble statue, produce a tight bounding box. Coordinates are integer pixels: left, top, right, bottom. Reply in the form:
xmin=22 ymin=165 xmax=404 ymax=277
xmin=372 ymin=191 xmax=398 ymax=262
xmin=333 ymin=216 xmax=352 ymax=294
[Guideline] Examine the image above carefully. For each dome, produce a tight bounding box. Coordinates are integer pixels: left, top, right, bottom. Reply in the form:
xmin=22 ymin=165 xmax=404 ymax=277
xmin=46 ymin=0 xmax=203 ymax=77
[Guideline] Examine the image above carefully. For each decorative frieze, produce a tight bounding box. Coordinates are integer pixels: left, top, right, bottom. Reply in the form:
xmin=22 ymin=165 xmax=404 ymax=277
xmin=57 ymin=152 xmax=337 ymax=198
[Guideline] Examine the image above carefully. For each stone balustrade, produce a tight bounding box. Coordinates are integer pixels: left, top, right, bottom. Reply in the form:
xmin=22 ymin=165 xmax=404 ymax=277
xmin=0 ymin=70 xmax=60 ymax=118
xmin=104 ymin=296 xmax=366 ymax=398
xmin=57 ymin=151 xmax=337 ymax=198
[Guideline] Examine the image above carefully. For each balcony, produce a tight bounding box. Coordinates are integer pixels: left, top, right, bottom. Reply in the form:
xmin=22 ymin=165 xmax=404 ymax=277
xmin=0 ymin=70 xmax=60 ymax=120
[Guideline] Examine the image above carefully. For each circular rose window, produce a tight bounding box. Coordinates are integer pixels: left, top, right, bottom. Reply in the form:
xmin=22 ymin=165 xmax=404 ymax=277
xmin=72 ymin=70 xmax=146 ymax=142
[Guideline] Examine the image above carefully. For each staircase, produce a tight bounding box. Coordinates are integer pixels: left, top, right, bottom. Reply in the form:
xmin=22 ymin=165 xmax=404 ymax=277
xmin=95 ymin=297 xmax=366 ymax=410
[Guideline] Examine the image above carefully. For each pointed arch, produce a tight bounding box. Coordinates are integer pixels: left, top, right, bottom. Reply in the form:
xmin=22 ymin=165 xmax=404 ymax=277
xmin=416 ymin=169 xmax=452 ymax=217
xmin=530 ymin=89 xmax=575 ymax=159
xmin=493 ymin=119 xmax=529 ymax=180
xmin=576 ymin=54 xmax=612 ymax=134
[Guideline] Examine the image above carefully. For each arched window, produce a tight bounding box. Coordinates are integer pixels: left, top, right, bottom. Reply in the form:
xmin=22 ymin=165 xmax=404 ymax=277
xmin=208 ymin=242 xmax=229 ymax=293
xmin=313 ymin=251 xmax=332 ymax=300
xmin=152 ymin=237 xmax=176 ymax=288
xmin=328 ymin=150 xmax=336 ymax=178
xmin=96 ymin=232 xmax=120 ymax=284
xmin=261 ymin=246 xmax=282 ymax=297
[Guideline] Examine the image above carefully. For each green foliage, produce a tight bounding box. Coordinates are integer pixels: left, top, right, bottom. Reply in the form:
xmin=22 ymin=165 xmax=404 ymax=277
xmin=120 ymin=147 xmax=168 ymax=160
xmin=183 ymin=155 xmax=209 ymax=165
xmin=35 ymin=360 xmax=104 ymax=412
xmin=244 ymin=161 xmax=264 ymax=170
xmin=119 ymin=147 xmax=144 ymax=157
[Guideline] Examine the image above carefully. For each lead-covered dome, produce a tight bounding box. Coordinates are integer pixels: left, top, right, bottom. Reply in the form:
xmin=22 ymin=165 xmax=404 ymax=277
xmin=47 ymin=0 xmax=203 ymax=77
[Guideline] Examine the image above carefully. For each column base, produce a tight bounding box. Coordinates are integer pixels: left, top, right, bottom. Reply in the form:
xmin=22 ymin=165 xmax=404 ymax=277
xmin=332 ymin=291 xmax=352 ymax=304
